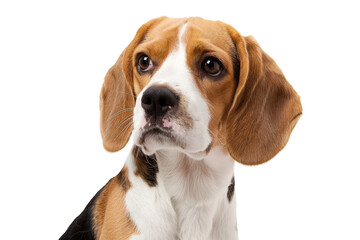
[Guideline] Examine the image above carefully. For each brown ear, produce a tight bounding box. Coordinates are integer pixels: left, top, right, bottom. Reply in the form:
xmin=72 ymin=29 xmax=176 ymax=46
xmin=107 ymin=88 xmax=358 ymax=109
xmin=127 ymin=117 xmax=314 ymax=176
xmin=100 ymin=17 xmax=167 ymax=152
xmin=225 ymin=29 xmax=302 ymax=165
xmin=100 ymin=52 xmax=135 ymax=152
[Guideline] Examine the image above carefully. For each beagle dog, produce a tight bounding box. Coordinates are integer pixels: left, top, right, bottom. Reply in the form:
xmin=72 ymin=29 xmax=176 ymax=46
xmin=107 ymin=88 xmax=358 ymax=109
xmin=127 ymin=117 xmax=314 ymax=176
xmin=60 ymin=17 xmax=302 ymax=240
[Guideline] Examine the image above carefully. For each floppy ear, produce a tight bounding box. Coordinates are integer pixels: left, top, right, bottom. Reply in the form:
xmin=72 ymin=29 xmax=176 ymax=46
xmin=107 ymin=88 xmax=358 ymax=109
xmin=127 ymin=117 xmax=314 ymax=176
xmin=225 ymin=29 xmax=302 ymax=165
xmin=100 ymin=52 xmax=135 ymax=152
xmin=100 ymin=17 xmax=167 ymax=152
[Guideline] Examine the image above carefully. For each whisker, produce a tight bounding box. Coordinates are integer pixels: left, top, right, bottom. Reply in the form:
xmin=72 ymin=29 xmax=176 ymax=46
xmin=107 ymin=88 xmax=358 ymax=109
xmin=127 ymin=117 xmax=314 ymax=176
xmin=119 ymin=121 xmax=134 ymax=142
xmin=112 ymin=114 xmax=134 ymax=133
xmin=208 ymin=128 xmax=225 ymax=146
xmin=109 ymin=108 xmax=134 ymax=120
xmin=114 ymin=121 xmax=133 ymax=140
xmin=207 ymin=128 xmax=215 ymax=136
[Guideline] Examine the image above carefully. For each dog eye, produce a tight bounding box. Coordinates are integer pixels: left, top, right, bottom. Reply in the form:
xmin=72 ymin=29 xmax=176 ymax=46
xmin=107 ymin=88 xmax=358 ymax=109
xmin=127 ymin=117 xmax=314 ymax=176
xmin=201 ymin=57 xmax=223 ymax=77
xmin=138 ymin=54 xmax=154 ymax=72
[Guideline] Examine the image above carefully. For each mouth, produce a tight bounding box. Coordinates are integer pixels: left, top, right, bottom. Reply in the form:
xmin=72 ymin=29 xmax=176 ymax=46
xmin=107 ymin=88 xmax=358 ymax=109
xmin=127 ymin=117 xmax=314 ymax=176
xmin=139 ymin=124 xmax=174 ymax=145
xmin=137 ymin=123 xmax=213 ymax=159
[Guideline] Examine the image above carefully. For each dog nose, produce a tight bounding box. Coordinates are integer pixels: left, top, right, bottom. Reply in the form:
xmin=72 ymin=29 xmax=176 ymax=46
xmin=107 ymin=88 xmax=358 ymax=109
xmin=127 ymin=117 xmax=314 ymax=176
xmin=141 ymin=86 xmax=179 ymax=116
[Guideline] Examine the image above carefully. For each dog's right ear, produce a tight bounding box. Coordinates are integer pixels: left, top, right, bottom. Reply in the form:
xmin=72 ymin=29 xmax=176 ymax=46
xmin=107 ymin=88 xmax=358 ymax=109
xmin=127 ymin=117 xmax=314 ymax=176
xmin=100 ymin=52 xmax=134 ymax=152
xmin=100 ymin=17 xmax=167 ymax=152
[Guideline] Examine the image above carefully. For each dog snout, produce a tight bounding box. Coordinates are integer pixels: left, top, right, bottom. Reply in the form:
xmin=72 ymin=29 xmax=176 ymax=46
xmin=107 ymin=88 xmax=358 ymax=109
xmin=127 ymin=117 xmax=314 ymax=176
xmin=141 ymin=86 xmax=179 ymax=117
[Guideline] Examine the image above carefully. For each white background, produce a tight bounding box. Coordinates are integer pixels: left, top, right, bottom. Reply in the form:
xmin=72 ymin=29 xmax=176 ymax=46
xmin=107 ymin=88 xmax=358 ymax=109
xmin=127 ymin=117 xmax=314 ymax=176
xmin=1 ymin=0 xmax=359 ymax=239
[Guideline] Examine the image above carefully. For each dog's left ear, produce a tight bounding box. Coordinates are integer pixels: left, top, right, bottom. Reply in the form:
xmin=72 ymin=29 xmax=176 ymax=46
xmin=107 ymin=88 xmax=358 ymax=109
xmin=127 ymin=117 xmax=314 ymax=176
xmin=224 ymin=25 xmax=302 ymax=165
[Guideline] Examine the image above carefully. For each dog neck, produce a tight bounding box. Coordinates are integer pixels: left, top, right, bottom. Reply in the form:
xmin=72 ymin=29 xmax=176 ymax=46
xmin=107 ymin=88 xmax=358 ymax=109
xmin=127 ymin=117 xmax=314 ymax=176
xmin=126 ymin=145 xmax=237 ymax=239
xmin=154 ymin=146 xmax=234 ymax=203
xmin=129 ymin=145 xmax=235 ymax=203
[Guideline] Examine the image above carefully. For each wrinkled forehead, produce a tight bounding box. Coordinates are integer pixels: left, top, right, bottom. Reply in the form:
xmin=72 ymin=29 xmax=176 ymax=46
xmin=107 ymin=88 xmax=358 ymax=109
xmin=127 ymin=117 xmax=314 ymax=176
xmin=137 ymin=18 xmax=235 ymax=57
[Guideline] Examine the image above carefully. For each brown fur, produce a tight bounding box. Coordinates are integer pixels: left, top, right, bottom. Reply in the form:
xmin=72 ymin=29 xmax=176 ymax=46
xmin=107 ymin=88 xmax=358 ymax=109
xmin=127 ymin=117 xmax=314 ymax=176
xmin=184 ymin=19 xmax=239 ymax=147
xmin=181 ymin=18 xmax=302 ymax=164
xmin=93 ymin=167 xmax=138 ymax=239
xmin=101 ymin=14 xmax=302 ymax=175
xmin=100 ymin=17 xmax=187 ymax=153
xmin=224 ymin=24 xmax=302 ymax=165
xmin=95 ymin=16 xmax=302 ymax=239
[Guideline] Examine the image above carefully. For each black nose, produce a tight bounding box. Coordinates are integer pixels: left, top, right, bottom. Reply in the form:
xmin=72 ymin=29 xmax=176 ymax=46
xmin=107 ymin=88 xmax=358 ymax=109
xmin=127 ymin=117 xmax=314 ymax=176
xmin=141 ymin=86 xmax=179 ymax=117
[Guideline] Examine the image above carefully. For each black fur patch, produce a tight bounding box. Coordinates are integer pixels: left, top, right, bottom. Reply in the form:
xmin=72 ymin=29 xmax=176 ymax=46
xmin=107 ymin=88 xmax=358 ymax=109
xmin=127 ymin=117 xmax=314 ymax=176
xmin=59 ymin=185 xmax=105 ymax=240
xmin=117 ymin=167 xmax=132 ymax=191
xmin=227 ymin=176 xmax=235 ymax=202
xmin=132 ymin=146 xmax=159 ymax=187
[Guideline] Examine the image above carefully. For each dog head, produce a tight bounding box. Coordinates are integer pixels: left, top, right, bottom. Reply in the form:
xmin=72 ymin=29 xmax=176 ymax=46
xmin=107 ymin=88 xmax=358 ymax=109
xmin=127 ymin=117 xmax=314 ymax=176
xmin=100 ymin=17 xmax=302 ymax=165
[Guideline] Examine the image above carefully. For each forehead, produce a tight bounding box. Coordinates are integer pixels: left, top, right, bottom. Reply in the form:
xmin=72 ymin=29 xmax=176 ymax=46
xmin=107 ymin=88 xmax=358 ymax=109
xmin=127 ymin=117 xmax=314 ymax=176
xmin=140 ymin=17 xmax=235 ymax=54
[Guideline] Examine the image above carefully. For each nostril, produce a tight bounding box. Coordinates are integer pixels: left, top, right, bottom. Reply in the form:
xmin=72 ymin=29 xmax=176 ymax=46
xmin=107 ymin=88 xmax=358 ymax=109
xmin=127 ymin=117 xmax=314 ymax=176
xmin=141 ymin=93 xmax=154 ymax=114
xmin=142 ymin=95 xmax=152 ymax=106
xmin=141 ymin=86 xmax=179 ymax=116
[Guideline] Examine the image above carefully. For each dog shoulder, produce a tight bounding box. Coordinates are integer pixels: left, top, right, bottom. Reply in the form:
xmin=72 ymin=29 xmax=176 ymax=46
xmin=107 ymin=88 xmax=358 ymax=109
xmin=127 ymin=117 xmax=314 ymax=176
xmin=60 ymin=166 xmax=136 ymax=240
xmin=59 ymin=182 xmax=106 ymax=240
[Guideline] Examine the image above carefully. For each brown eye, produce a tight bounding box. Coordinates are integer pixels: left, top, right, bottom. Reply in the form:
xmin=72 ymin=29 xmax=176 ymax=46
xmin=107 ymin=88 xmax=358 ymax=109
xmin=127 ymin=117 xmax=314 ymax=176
xmin=201 ymin=57 xmax=223 ymax=77
xmin=138 ymin=54 xmax=154 ymax=72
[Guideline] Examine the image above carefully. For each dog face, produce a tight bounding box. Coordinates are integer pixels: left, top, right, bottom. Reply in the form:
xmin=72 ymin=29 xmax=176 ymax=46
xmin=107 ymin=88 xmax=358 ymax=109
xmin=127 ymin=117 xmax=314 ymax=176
xmin=132 ymin=19 xmax=240 ymax=160
xmin=100 ymin=17 xmax=302 ymax=165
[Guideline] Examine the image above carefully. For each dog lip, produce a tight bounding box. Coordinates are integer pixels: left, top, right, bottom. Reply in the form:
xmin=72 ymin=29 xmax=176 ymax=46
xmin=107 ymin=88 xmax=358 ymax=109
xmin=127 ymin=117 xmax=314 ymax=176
xmin=143 ymin=124 xmax=171 ymax=135
xmin=140 ymin=124 xmax=173 ymax=143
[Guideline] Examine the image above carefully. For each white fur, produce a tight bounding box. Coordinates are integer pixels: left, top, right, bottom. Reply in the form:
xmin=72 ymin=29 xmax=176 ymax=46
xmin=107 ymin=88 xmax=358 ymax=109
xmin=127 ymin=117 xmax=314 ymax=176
xmin=125 ymin=155 xmax=178 ymax=240
xmin=127 ymin=24 xmax=238 ymax=239
xmin=133 ymin=24 xmax=212 ymax=159
xmin=126 ymin=147 xmax=237 ymax=240
xmin=157 ymin=147 xmax=237 ymax=240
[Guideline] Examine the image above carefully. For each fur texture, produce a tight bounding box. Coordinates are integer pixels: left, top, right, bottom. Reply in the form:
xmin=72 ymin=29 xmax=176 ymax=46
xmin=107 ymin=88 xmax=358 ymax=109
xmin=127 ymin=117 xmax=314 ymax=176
xmin=60 ymin=17 xmax=302 ymax=240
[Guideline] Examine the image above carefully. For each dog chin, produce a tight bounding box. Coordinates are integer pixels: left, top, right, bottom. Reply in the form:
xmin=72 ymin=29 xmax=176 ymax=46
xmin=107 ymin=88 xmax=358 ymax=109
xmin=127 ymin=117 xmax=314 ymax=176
xmin=134 ymin=131 xmax=211 ymax=160
xmin=133 ymin=126 xmax=174 ymax=154
xmin=134 ymin=129 xmax=211 ymax=160
xmin=139 ymin=142 xmax=209 ymax=160
xmin=138 ymin=135 xmax=173 ymax=155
